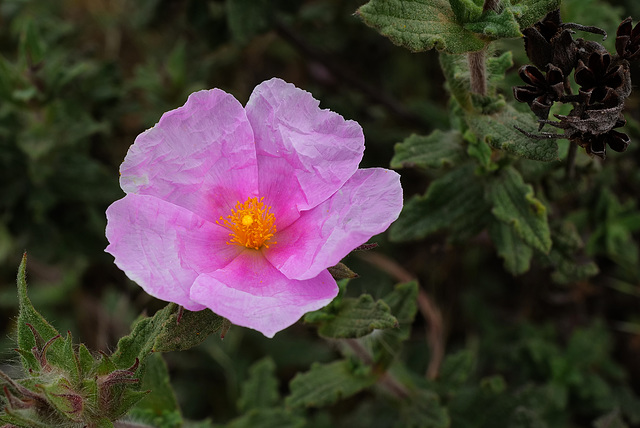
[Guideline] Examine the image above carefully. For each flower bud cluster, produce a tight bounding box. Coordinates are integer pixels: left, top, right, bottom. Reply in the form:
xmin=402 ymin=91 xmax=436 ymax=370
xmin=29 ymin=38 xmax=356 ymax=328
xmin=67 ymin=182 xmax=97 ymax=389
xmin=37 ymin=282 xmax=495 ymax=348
xmin=513 ymin=10 xmax=640 ymax=159
xmin=0 ymin=325 xmax=146 ymax=427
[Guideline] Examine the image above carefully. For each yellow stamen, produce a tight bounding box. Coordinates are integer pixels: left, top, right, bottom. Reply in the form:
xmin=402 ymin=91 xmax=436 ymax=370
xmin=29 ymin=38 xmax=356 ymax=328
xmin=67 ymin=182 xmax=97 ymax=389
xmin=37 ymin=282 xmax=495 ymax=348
xmin=218 ymin=197 xmax=277 ymax=250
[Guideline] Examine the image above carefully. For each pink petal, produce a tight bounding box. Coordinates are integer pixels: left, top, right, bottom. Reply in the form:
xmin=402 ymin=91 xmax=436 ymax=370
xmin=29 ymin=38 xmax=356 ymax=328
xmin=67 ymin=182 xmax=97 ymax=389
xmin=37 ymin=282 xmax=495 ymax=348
xmin=120 ymin=89 xmax=258 ymax=224
xmin=246 ymin=78 xmax=364 ymax=228
xmin=266 ymin=168 xmax=403 ymax=281
xmin=189 ymin=251 xmax=338 ymax=338
xmin=106 ymin=194 xmax=242 ymax=310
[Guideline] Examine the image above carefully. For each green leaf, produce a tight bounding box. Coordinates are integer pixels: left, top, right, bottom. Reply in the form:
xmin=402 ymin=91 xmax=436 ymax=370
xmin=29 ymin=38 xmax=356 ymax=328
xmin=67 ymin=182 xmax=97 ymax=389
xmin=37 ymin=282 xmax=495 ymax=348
xmin=16 ymin=253 xmax=63 ymax=372
xmin=107 ymin=388 xmax=150 ymax=421
xmin=399 ymin=390 xmax=450 ymax=428
xmin=390 ymin=163 xmax=491 ymax=242
xmin=489 ymin=218 xmax=534 ymax=275
xmin=465 ymin=129 xmax=496 ymax=170
xmin=128 ymin=352 xmax=182 ymax=428
xmin=304 ymin=279 xmax=351 ymax=324
xmin=382 ymin=281 xmax=419 ymax=342
xmin=439 ymin=349 xmax=475 ymax=389
xmin=448 ymin=0 xmax=483 ymax=23
xmin=238 ymin=357 xmax=280 ymax=412
xmin=464 ymin=9 xmax=522 ymax=39
xmin=357 ymin=0 xmax=487 ymax=54
xmin=316 ymin=295 xmax=398 ymax=339
xmin=226 ymin=408 xmax=305 ymax=428
xmin=0 ymin=410 xmax=51 ymax=428
xmin=465 ymin=104 xmax=559 ymax=161
xmin=486 ymin=166 xmax=551 ymax=253
xmin=587 ymin=189 xmax=640 ymax=268
xmin=371 ymin=281 xmax=419 ymax=367
xmin=152 ymin=308 xmax=228 ymax=353
xmin=391 ymin=130 xmax=466 ymax=170
xmin=94 ymin=418 xmax=115 ymax=428
xmin=440 ymin=53 xmax=473 ymax=111
xmin=19 ymin=18 xmax=45 ymax=65
xmin=40 ymin=379 xmax=83 ymax=421
xmin=487 ymin=51 xmax=514 ymax=85
xmin=546 ymin=221 xmax=598 ymax=284
xmin=226 ymin=0 xmax=272 ymax=44
xmin=113 ymin=304 xmax=227 ymax=371
xmin=510 ymin=0 xmax=561 ymax=29
xmin=77 ymin=343 xmax=96 ymax=378
xmin=111 ymin=303 xmax=178 ymax=369
xmin=286 ymin=359 xmax=377 ymax=409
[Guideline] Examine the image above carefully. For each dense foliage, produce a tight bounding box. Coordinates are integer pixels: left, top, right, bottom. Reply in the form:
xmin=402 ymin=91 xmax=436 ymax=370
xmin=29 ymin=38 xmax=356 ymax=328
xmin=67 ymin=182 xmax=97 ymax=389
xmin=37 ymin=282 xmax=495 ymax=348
xmin=1 ymin=0 xmax=640 ymax=427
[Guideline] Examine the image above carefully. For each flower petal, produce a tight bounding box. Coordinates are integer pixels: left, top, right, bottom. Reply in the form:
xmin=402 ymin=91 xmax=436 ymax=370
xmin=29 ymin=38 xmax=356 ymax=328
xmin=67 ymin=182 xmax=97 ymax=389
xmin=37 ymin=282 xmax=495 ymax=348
xmin=120 ymin=89 xmax=258 ymax=224
xmin=106 ymin=194 xmax=241 ymax=310
xmin=246 ymin=78 xmax=364 ymax=228
xmin=266 ymin=168 xmax=403 ymax=281
xmin=189 ymin=252 xmax=338 ymax=338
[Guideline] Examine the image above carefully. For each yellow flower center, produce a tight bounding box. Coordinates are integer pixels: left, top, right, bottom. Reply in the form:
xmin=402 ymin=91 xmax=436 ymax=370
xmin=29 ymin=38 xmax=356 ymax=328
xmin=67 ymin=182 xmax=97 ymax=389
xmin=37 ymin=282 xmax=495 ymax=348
xmin=218 ymin=197 xmax=277 ymax=250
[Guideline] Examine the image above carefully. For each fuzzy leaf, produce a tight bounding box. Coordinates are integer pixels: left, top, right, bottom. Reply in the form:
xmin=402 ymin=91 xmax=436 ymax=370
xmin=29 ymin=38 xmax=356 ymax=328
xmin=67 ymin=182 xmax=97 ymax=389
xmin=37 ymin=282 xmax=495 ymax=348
xmin=18 ymin=19 xmax=45 ymax=65
xmin=439 ymin=349 xmax=475 ymax=389
xmin=106 ymin=388 xmax=149 ymax=421
xmin=399 ymin=390 xmax=450 ymax=428
xmin=77 ymin=343 xmax=96 ymax=378
xmin=391 ymin=130 xmax=466 ymax=170
xmin=510 ymin=0 xmax=561 ymax=29
xmin=16 ymin=253 xmax=63 ymax=372
xmin=128 ymin=352 xmax=182 ymax=428
xmin=111 ymin=304 xmax=177 ymax=369
xmin=489 ymin=219 xmax=534 ymax=275
xmin=547 ymin=222 xmax=598 ymax=284
xmin=316 ymin=295 xmax=397 ymax=339
xmin=153 ymin=308 xmax=227 ymax=353
xmin=390 ymin=163 xmax=491 ymax=242
xmin=286 ymin=359 xmax=377 ymax=409
xmin=465 ymin=105 xmax=559 ymax=161
xmin=463 ymin=9 xmax=522 ymax=39
xmin=486 ymin=167 xmax=552 ymax=254
xmin=357 ymin=0 xmax=486 ymax=54
xmin=372 ymin=281 xmax=419 ymax=367
xmin=238 ymin=357 xmax=280 ymax=412
xmin=226 ymin=408 xmax=305 ymax=428
xmin=94 ymin=418 xmax=115 ymax=428
xmin=41 ymin=380 xmax=83 ymax=421
xmin=448 ymin=0 xmax=483 ymax=23
xmin=0 ymin=410 xmax=50 ymax=428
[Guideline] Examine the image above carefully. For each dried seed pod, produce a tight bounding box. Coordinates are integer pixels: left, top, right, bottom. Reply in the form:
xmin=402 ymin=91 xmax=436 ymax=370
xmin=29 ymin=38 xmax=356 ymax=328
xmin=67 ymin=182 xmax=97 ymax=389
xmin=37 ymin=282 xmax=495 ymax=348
xmin=513 ymin=64 xmax=565 ymax=125
xmin=514 ymin=10 xmax=635 ymax=161
xmin=616 ymin=17 xmax=640 ymax=60
xmin=523 ymin=9 xmax=577 ymax=75
xmin=574 ymin=51 xmax=630 ymax=104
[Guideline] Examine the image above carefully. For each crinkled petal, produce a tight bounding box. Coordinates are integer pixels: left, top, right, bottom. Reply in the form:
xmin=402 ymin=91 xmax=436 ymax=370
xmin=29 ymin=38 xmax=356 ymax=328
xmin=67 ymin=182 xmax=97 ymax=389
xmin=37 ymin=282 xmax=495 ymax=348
xmin=106 ymin=194 xmax=242 ymax=310
xmin=266 ymin=168 xmax=403 ymax=281
xmin=246 ymin=78 xmax=364 ymax=228
xmin=120 ymin=89 xmax=258 ymax=224
xmin=189 ymin=252 xmax=338 ymax=338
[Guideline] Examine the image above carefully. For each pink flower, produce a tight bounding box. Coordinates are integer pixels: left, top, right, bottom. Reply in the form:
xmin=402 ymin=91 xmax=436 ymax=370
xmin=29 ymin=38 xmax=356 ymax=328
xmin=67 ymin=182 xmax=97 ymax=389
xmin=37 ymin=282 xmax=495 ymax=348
xmin=105 ymin=78 xmax=403 ymax=338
